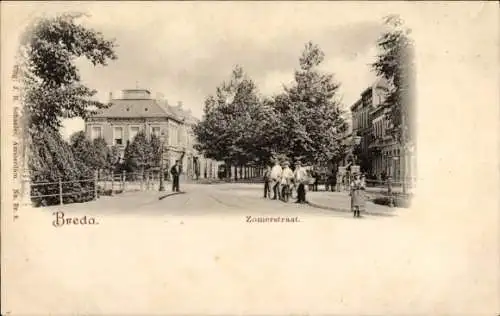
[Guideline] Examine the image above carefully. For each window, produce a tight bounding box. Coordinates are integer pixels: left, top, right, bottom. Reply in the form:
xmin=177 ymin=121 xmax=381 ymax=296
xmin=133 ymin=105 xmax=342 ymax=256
xmin=151 ymin=126 xmax=160 ymax=138
xmin=129 ymin=126 xmax=140 ymax=141
xmin=91 ymin=126 xmax=102 ymax=140
xmin=113 ymin=126 xmax=124 ymax=145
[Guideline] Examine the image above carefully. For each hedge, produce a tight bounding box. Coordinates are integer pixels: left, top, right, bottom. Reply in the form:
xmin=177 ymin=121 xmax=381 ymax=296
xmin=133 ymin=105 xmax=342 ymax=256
xmin=372 ymin=196 xmax=411 ymax=208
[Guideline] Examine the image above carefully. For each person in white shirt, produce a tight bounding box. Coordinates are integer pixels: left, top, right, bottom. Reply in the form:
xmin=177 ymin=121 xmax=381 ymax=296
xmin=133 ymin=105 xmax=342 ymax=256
xmin=294 ymin=160 xmax=308 ymax=203
xmin=280 ymin=161 xmax=294 ymax=184
xmin=270 ymin=159 xmax=282 ymax=200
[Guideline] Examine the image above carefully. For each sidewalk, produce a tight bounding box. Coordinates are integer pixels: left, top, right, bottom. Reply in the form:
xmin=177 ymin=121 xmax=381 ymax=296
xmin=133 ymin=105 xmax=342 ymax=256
xmin=306 ymin=191 xmax=398 ymax=216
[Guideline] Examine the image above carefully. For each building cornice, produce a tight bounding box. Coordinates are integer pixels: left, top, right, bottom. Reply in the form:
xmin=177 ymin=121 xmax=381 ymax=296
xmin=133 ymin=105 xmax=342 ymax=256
xmin=370 ymin=105 xmax=385 ymax=116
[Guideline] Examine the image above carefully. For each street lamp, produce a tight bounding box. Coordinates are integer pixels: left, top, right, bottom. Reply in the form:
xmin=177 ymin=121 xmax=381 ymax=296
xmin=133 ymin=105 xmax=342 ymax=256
xmin=159 ymin=131 xmax=166 ymax=192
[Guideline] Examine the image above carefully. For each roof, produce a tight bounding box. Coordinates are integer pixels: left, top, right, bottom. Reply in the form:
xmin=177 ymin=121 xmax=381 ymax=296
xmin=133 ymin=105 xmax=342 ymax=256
xmin=89 ymin=91 xmax=198 ymax=124
xmin=92 ymin=99 xmax=171 ymax=118
xmin=373 ymin=77 xmax=390 ymax=90
xmin=361 ymin=78 xmax=390 ymax=98
xmin=156 ymin=100 xmax=183 ymax=120
xmin=122 ymin=89 xmax=151 ymax=93
xmin=350 ymin=99 xmax=362 ymax=111
xmin=168 ymin=105 xmax=200 ymax=125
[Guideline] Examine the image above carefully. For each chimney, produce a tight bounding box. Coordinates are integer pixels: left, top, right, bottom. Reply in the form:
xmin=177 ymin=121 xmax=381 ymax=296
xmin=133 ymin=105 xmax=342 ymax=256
xmin=109 ymin=92 xmax=113 ymax=100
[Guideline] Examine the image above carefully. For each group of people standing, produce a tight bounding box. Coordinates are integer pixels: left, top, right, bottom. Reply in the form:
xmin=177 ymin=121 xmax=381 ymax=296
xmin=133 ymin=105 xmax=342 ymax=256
xmin=261 ymin=158 xmax=368 ymax=218
xmin=263 ymin=159 xmax=309 ymax=204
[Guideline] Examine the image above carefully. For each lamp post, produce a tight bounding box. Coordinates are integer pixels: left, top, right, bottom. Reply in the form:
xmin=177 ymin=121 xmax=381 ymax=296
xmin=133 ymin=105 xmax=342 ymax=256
xmin=159 ymin=131 xmax=166 ymax=192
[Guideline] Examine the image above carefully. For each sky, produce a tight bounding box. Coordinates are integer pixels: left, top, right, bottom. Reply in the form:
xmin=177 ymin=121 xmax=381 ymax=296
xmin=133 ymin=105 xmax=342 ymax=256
xmin=3 ymin=1 xmax=394 ymax=139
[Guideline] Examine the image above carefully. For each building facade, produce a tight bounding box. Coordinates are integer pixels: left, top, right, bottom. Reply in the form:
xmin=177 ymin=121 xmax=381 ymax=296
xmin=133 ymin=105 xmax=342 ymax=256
xmin=339 ymin=109 xmax=353 ymax=168
xmin=349 ymin=78 xmax=415 ymax=184
xmin=369 ymin=89 xmax=401 ymax=180
xmin=351 ymin=88 xmax=373 ymax=174
xmin=351 ymin=78 xmax=398 ymax=179
xmin=85 ymin=89 xmax=221 ymax=180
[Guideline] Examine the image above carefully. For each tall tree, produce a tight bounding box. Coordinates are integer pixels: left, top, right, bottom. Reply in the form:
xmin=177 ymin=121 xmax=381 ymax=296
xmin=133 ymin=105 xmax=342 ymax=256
xmin=149 ymin=134 xmax=162 ymax=168
xmin=106 ymin=145 xmax=121 ymax=172
xmin=15 ymin=12 xmax=118 ymax=204
xmin=69 ymin=131 xmax=95 ymax=174
xmin=92 ymin=137 xmax=109 ymax=171
xmin=18 ymin=12 xmax=117 ymax=132
xmin=122 ymin=131 xmax=153 ymax=173
xmin=277 ymin=42 xmax=347 ymax=165
xmin=372 ymin=15 xmax=415 ymax=146
xmin=194 ymin=65 xmax=278 ymax=170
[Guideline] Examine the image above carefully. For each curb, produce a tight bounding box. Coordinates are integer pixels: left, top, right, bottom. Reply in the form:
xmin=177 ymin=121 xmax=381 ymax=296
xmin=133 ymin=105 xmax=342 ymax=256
xmin=158 ymin=191 xmax=186 ymax=200
xmin=306 ymin=200 xmax=396 ymax=217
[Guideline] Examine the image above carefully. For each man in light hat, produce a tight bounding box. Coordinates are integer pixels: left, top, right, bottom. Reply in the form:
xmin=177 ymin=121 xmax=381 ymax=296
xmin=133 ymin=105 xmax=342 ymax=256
xmin=270 ymin=158 xmax=282 ymax=200
xmin=294 ymin=160 xmax=308 ymax=203
xmin=280 ymin=161 xmax=294 ymax=201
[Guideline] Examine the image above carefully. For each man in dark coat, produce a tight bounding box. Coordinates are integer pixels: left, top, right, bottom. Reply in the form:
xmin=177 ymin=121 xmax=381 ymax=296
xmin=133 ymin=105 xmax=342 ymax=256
xmin=263 ymin=164 xmax=271 ymax=198
xmin=294 ymin=161 xmax=308 ymax=203
xmin=170 ymin=160 xmax=181 ymax=192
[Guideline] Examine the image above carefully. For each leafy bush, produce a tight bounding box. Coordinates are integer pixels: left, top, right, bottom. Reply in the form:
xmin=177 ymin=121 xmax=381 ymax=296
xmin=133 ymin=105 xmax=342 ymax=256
xmin=98 ymin=188 xmax=124 ymax=196
xmin=30 ymin=129 xmax=96 ymax=207
xmin=122 ymin=131 xmax=161 ymax=174
xmin=372 ymin=196 xmax=411 ymax=208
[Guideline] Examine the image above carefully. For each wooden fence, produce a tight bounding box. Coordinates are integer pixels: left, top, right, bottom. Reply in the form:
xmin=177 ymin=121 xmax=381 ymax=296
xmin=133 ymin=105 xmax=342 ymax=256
xmin=307 ymin=176 xmax=416 ymax=198
xmin=29 ymin=170 xmax=166 ymax=207
xmin=30 ymin=173 xmax=99 ymax=207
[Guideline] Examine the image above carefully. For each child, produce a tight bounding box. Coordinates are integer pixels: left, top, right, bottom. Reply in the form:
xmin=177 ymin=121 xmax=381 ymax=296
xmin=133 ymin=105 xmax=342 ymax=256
xmin=350 ymin=173 xmax=366 ymax=218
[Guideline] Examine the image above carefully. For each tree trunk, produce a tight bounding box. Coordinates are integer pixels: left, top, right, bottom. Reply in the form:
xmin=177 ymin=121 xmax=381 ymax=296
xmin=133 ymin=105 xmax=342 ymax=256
xmin=225 ymin=160 xmax=231 ymax=179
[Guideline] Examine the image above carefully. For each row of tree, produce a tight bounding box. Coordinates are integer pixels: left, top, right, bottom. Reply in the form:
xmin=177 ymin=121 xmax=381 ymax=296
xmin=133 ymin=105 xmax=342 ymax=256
xmin=29 ymin=127 xmax=162 ymax=206
xmin=194 ymin=15 xmax=414 ymax=176
xmin=194 ymin=42 xmax=349 ymax=173
xmin=68 ymin=130 xmax=162 ymax=176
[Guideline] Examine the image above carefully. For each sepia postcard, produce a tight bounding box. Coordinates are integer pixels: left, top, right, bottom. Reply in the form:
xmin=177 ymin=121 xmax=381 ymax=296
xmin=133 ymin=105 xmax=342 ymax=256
xmin=1 ymin=1 xmax=498 ymax=315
